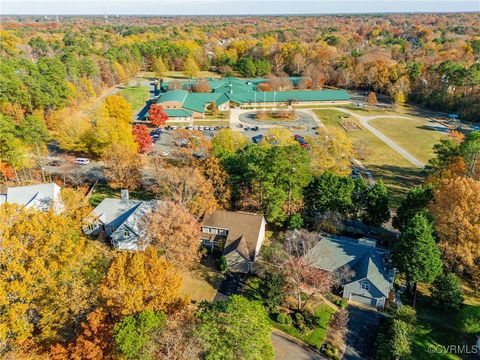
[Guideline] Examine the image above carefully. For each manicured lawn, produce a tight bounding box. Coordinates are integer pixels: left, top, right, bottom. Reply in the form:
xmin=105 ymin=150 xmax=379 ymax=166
xmin=180 ymin=263 xmax=224 ymax=303
xmin=204 ymin=111 xmax=229 ymax=119
xmin=314 ymin=109 xmax=424 ymax=207
xmin=369 ymin=117 xmax=447 ymax=163
xmin=271 ymin=303 xmax=336 ymax=349
xmin=402 ymin=284 xmax=479 ymax=360
xmin=192 ymin=120 xmax=230 ymax=126
xmin=119 ymin=86 xmax=149 ymax=112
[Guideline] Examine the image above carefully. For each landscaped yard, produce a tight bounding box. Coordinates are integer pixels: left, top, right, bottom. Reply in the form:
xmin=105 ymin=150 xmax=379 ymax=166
xmin=369 ymin=117 xmax=447 ymax=163
xmin=314 ymin=109 xmax=425 ymax=207
xmin=119 ymin=85 xmax=149 ymax=112
xmin=402 ymin=284 xmax=480 ymax=360
xmin=271 ymin=303 xmax=336 ymax=349
xmin=88 ymin=183 xmax=154 ymax=207
xmin=180 ymin=263 xmax=224 ymax=303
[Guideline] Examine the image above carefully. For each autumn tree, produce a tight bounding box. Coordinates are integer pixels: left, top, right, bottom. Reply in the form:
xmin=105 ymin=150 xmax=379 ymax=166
xmin=198 ymin=156 xmax=232 ymax=208
xmin=183 ymin=57 xmax=199 ymax=78
xmin=145 ymin=201 xmax=201 ymax=269
xmin=0 ymin=205 xmax=107 ymax=348
xmin=151 ymin=158 xmax=218 ymax=218
xmin=148 ymin=104 xmax=169 ymax=127
xmin=55 ymin=112 xmax=94 ymax=154
xmin=429 ymin=176 xmax=480 ymax=287
xmin=367 ymin=92 xmax=378 ymax=107
xmin=196 ymin=296 xmax=274 ymax=360
xmin=93 ymin=95 xmax=136 ymax=154
xmin=101 ymin=143 xmax=142 ymax=190
xmin=132 ymin=124 xmax=153 ymax=153
xmin=152 ymin=58 xmax=168 ymax=78
xmin=99 ymin=247 xmax=184 ymax=317
xmin=192 ymin=80 xmax=210 ymax=93
xmin=211 ymin=128 xmax=249 ymax=158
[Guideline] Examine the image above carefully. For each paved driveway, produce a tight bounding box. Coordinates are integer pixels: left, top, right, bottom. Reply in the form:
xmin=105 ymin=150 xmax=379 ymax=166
xmin=344 ymin=305 xmax=385 ymax=360
xmin=271 ymin=331 xmax=325 ymax=360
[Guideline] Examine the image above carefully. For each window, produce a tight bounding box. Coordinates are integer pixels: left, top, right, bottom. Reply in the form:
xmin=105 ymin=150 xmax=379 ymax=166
xmin=124 ymin=230 xmax=129 ymax=237
xmin=361 ymin=282 xmax=370 ymax=291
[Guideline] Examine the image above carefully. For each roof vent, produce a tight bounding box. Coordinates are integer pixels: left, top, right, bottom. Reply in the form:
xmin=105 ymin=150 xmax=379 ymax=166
xmin=120 ymin=189 xmax=129 ymax=203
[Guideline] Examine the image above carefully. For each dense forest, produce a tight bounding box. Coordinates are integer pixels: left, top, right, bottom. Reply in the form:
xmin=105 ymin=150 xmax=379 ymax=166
xmin=1 ymin=14 xmax=479 ymax=121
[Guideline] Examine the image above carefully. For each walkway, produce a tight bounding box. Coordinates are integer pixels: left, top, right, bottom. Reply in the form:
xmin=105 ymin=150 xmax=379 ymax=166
xmin=271 ymin=330 xmax=325 ymax=360
xmin=322 ymin=108 xmax=426 ymax=168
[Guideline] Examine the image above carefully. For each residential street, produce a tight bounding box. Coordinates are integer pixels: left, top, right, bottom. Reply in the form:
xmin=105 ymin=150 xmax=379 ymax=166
xmin=271 ymin=330 xmax=325 ymax=360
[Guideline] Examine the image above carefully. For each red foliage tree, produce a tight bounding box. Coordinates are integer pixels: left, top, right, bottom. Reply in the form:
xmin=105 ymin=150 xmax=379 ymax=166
xmin=149 ymin=104 xmax=169 ymax=127
xmin=132 ymin=124 xmax=153 ymax=153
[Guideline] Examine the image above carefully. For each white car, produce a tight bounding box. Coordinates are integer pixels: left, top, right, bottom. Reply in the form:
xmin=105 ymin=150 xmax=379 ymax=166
xmin=161 ymin=151 xmax=170 ymax=157
xmin=75 ymin=158 xmax=90 ymax=165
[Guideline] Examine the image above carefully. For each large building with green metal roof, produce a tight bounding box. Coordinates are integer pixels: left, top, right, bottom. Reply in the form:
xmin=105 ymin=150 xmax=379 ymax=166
xmin=146 ymin=77 xmax=351 ymax=122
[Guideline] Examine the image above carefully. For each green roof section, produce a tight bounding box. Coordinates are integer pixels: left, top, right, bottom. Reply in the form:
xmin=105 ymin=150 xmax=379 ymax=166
xmin=164 ymin=109 xmax=193 ymax=117
xmin=228 ymin=89 xmax=350 ymax=104
xmin=157 ymin=89 xmax=189 ymax=104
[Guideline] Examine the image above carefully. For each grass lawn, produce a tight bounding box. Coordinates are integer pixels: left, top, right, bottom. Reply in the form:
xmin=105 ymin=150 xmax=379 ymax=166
xmin=119 ymin=86 xmax=149 ymax=112
xmin=204 ymin=111 xmax=229 ymax=120
xmin=88 ymin=183 xmax=155 ymax=207
xmin=314 ymin=109 xmax=424 ymax=207
xmin=192 ymin=120 xmax=230 ymax=126
xmin=271 ymin=303 xmax=336 ymax=349
xmin=369 ymin=117 xmax=447 ymax=163
xmin=180 ymin=263 xmax=224 ymax=303
xmin=401 ymin=284 xmax=480 ymax=360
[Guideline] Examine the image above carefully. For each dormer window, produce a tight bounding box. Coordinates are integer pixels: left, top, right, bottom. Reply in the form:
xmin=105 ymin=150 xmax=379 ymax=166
xmin=361 ymin=281 xmax=370 ymax=291
xmin=124 ymin=230 xmax=129 ymax=237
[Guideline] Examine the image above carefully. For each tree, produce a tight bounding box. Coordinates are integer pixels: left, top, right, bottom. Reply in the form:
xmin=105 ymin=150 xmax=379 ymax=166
xmin=429 ymin=176 xmax=480 ymax=287
xmin=329 ymin=309 xmax=349 ymax=349
xmin=151 ymin=160 xmax=218 ymax=218
xmin=367 ymin=92 xmax=377 ymax=107
xmin=192 ymin=80 xmax=210 ymax=93
xmin=393 ymin=91 xmax=406 ymax=107
xmin=148 ymin=104 xmax=169 ymax=127
xmin=0 ymin=205 xmax=106 ymax=347
xmin=362 ymin=179 xmax=390 ymax=227
xmin=390 ymin=319 xmax=414 ymax=359
xmin=145 ymin=201 xmax=201 ymax=269
xmin=196 ymin=295 xmax=274 ymax=360
xmin=183 ymin=57 xmax=199 ymax=78
xmin=113 ymin=310 xmax=166 ymax=359
xmin=430 ymin=273 xmax=464 ymax=310
xmin=236 ymin=57 xmax=257 ymax=77
xmin=152 ymin=58 xmax=168 ymax=78
xmin=258 ymin=270 xmax=286 ymax=311
xmin=392 ymin=184 xmax=433 ymax=231
xmin=133 ymin=124 xmax=153 ymax=153
xmin=211 ymin=128 xmax=249 ymax=157
xmin=99 ymin=248 xmax=184 ymax=317
xmin=55 ymin=112 xmax=93 ymax=153
xmin=94 ymin=95 xmax=136 ymax=154
xmin=287 ymin=213 xmax=304 ymax=229
xmin=392 ymin=213 xmax=443 ymax=307
xmin=102 ymin=143 xmax=142 ymax=190
xmin=198 ymin=156 xmax=232 ymax=209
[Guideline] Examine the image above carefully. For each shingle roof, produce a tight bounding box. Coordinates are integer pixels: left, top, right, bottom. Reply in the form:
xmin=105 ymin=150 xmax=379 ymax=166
xmin=3 ymin=183 xmax=63 ymax=213
xmin=305 ymin=235 xmax=391 ymax=297
xmin=89 ymin=198 xmax=142 ymax=227
xmin=201 ymin=210 xmax=265 ymax=261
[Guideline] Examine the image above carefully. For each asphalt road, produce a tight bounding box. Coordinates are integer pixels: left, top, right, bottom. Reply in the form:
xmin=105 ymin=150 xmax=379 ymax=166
xmin=271 ymin=331 xmax=325 ymax=360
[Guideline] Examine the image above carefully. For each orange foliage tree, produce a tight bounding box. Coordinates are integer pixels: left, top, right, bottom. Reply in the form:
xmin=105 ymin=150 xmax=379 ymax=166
xmin=149 ymin=104 xmax=169 ymax=127
xmin=132 ymin=124 xmax=153 ymax=153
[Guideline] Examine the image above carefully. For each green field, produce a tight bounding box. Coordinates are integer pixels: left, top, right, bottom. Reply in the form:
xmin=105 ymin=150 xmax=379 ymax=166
xmin=369 ymin=117 xmax=447 ymax=163
xmin=119 ymin=86 xmax=149 ymax=112
xmin=314 ymin=109 xmax=424 ymax=207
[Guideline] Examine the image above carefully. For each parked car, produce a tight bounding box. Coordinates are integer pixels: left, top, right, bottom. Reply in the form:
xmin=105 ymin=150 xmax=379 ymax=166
xmin=75 ymin=158 xmax=90 ymax=165
xmin=252 ymin=134 xmax=264 ymax=144
xmin=252 ymin=126 xmax=259 ymax=131
xmin=170 ymin=126 xmax=178 ymax=130
xmin=186 ymin=126 xmax=193 ymax=130
xmin=160 ymin=151 xmax=170 ymax=157
xmin=48 ymin=160 xmax=62 ymax=167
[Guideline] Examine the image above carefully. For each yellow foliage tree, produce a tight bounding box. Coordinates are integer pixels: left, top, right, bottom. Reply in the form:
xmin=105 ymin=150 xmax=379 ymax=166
xmin=55 ymin=112 xmax=94 ymax=153
xmin=101 ymin=143 xmax=142 ymax=190
xmin=152 ymin=57 xmax=168 ymax=78
xmin=99 ymin=248 xmax=184 ymax=317
xmin=310 ymin=127 xmax=353 ymax=176
xmin=112 ymin=62 xmax=127 ymax=83
xmin=211 ymin=128 xmax=249 ymax=157
xmin=0 ymin=205 xmax=107 ymax=347
xmin=183 ymin=56 xmax=199 ymax=78
xmin=93 ymin=95 xmax=136 ymax=154
xmin=262 ymin=128 xmax=297 ymax=147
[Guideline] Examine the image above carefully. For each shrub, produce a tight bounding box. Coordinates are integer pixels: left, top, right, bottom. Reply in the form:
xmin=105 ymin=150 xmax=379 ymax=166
xmin=287 ymin=213 xmax=304 ymax=229
xmin=219 ymin=256 xmax=228 ymax=272
xmin=277 ymin=312 xmax=292 ymax=325
xmin=324 ymin=349 xmax=333 ymax=358
xmin=458 ymin=306 xmax=480 ymax=335
xmin=395 ymin=305 xmax=417 ymax=325
xmin=430 ymin=273 xmax=464 ymax=310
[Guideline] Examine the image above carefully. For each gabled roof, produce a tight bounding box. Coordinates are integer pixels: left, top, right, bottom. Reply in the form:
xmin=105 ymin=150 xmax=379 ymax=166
xmin=157 ymin=89 xmax=189 ymax=104
xmin=2 ymin=183 xmax=63 ymax=213
xmin=201 ymin=210 xmax=265 ymax=261
xmin=165 ymin=108 xmax=193 ymax=117
xmin=305 ymin=235 xmax=391 ymax=297
xmin=88 ymin=198 xmax=142 ymax=226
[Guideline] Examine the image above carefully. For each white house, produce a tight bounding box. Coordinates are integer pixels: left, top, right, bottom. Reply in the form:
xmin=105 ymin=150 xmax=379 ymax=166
xmin=0 ymin=183 xmax=64 ymax=214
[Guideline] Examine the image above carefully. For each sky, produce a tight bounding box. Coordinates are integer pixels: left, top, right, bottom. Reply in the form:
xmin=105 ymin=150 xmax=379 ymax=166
xmin=1 ymin=0 xmax=479 ymax=15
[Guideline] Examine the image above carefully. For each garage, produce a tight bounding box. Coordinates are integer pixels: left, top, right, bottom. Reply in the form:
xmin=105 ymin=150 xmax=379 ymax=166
xmin=349 ymin=293 xmax=377 ymax=307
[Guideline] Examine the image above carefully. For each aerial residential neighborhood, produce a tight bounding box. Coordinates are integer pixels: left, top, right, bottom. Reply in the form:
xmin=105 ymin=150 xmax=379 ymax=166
xmin=1 ymin=2 xmax=479 ymax=360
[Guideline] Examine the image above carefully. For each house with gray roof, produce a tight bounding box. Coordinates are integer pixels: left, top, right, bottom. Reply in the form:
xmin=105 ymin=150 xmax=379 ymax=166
xmin=201 ymin=210 xmax=266 ymax=273
xmin=83 ymin=190 xmax=159 ymax=251
xmin=305 ymin=234 xmax=395 ymax=309
xmin=0 ymin=183 xmax=64 ymax=214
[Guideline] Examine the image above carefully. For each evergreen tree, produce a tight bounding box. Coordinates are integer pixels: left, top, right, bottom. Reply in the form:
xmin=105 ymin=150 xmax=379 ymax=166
xmin=362 ymin=179 xmax=390 ymax=227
